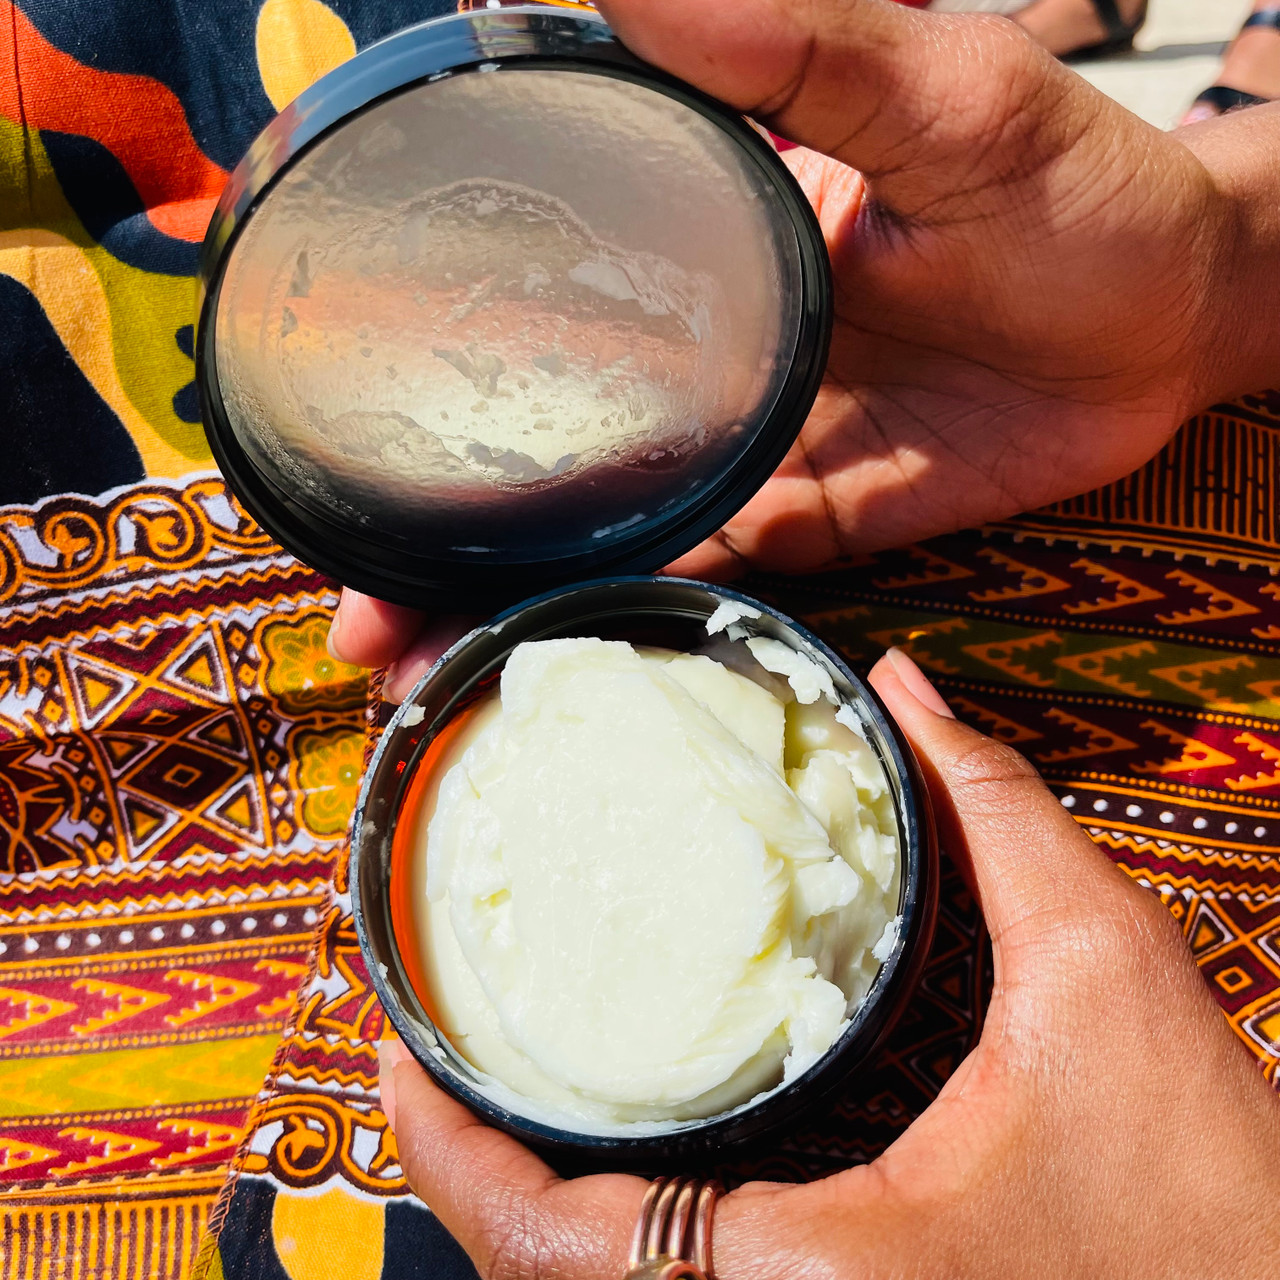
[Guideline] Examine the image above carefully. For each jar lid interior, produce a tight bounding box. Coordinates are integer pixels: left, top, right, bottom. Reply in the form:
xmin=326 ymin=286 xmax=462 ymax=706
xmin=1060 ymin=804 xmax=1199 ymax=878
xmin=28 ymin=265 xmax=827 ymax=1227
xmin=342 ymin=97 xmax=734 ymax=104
xmin=201 ymin=10 xmax=829 ymax=605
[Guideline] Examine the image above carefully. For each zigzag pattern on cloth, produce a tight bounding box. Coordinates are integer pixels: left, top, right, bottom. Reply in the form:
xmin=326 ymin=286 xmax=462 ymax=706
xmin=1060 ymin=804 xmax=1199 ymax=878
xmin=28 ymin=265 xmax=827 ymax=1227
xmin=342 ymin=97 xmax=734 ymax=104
xmin=201 ymin=395 xmax=1280 ymax=1279
xmin=0 ymin=475 xmax=368 ymax=1279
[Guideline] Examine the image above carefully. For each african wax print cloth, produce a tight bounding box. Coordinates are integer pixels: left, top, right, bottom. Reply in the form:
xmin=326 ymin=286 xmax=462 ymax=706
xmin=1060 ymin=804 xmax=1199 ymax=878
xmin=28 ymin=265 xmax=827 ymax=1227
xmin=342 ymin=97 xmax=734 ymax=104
xmin=0 ymin=0 xmax=1278 ymax=1276
xmin=0 ymin=0 xmax=450 ymax=1274
xmin=199 ymin=394 xmax=1280 ymax=1280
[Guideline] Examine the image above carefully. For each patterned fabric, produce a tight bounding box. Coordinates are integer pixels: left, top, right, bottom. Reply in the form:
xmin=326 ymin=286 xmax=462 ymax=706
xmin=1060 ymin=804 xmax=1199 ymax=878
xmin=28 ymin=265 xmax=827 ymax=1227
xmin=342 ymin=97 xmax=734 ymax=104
xmin=0 ymin=0 xmax=458 ymax=506
xmin=0 ymin=1 xmax=446 ymax=1275
xmin=0 ymin=476 xmax=367 ymax=1276
xmin=200 ymin=395 xmax=1280 ymax=1277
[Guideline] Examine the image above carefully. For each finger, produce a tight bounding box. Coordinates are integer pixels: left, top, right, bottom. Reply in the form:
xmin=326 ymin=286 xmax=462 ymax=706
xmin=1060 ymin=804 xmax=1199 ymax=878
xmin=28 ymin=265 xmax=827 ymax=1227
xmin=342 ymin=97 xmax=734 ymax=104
xmin=595 ymin=0 xmax=1088 ymax=219
xmin=328 ymin=589 xmax=425 ymax=668
xmin=666 ymin=424 xmax=849 ymax=579
xmin=664 ymin=533 xmax=743 ymax=581
xmin=382 ymin=1035 xmax=854 ymax=1280
xmin=384 ymin=614 xmax=479 ymax=704
xmin=380 ymin=1041 xmax=644 ymax=1280
xmin=868 ymin=648 xmax=1136 ymax=957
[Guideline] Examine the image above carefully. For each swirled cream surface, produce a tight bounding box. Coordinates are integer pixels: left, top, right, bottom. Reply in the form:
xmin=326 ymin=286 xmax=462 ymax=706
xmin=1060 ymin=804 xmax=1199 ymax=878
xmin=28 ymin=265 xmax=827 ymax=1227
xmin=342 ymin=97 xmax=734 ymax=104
xmin=409 ymin=637 xmax=900 ymax=1131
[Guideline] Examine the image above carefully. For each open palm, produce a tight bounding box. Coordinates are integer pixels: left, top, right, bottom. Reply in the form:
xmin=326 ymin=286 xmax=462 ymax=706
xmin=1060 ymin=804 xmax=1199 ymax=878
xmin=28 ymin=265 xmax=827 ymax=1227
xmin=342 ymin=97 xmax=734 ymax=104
xmin=640 ymin=0 xmax=1242 ymax=578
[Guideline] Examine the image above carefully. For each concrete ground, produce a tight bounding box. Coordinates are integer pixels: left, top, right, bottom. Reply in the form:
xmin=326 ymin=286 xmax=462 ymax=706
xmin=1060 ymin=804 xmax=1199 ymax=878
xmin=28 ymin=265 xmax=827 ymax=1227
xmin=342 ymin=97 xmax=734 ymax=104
xmin=1057 ymin=0 xmax=1252 ymax=128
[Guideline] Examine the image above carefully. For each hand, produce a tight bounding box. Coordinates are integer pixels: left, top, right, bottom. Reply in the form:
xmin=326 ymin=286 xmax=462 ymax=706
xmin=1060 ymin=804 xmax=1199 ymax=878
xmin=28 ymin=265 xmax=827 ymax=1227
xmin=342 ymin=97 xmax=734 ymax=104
xmin=597 ymin=0 xmax=1275 ymax=577
xmin=330 ymin=0 xmax=1280 ymax=685
xmin=380 ymin=648 xmax=1280 ymax=1280
xmin=327 ymin=593 xmax=475 ymax=704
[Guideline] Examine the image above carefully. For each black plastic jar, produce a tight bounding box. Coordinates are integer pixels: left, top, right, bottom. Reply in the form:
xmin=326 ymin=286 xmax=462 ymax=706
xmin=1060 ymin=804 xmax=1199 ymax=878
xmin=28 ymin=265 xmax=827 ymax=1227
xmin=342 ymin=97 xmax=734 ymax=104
xmin=197 ymin=4 xmax=938 ymax=1169
xmin=197 ymin=5 xmax=831 ymax=612
xmin=350 ymin=577 xmax=938 ymax=1170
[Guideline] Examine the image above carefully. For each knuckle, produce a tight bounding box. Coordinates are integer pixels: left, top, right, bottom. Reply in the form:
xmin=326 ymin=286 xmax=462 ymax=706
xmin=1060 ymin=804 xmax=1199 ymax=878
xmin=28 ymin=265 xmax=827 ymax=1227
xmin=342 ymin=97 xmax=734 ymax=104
xmin=1057 ymin=875 xmax=1192 ymax=995
xmin=912 ymin=13 xmax=1085 ymax=196
xmin=937 ymin=14 xmax=1047 ymax=117
xmin=965 ymin=14 xmax=1055 ymax=103
xmin=942 ymin=735 xmax=1046 ymax=813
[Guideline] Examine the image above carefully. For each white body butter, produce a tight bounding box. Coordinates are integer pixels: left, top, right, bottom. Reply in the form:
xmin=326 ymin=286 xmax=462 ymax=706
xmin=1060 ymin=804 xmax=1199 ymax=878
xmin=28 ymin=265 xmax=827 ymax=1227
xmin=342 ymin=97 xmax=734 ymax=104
xmin=412 ymin=637 xmax=900 ymax=1131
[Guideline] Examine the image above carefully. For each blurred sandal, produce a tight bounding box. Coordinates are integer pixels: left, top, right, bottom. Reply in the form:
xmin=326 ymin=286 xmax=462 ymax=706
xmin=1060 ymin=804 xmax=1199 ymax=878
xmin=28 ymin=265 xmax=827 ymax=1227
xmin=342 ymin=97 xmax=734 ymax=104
xmin=1005 ymin=0 xmax=1147 ymax=60
xmin=1183 ymin=6 xmax=1280 ymax=124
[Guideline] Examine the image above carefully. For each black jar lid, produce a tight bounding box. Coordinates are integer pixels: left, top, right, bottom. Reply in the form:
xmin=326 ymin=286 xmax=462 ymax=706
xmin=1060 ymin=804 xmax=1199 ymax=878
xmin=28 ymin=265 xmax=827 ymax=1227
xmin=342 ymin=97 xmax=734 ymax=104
xmin=197 ymin=3 xmax=831 ymax=610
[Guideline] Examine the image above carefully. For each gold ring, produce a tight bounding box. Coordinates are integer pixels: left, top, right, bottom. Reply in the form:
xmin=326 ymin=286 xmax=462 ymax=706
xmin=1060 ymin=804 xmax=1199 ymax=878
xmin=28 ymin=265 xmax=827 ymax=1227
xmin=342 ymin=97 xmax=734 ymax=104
xmin=624 ymin=1177 xmax=722 ymax=1280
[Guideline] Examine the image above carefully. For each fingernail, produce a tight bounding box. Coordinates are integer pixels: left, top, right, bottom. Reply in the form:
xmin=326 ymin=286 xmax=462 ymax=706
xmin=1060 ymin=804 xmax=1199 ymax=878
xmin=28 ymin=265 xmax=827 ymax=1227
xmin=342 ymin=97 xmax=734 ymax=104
xmin=1181 ymin=105 xmax=1216 ymax=126
xmin=326 ymin=605 xmax=346 ymax=662
xmin=885 ymin=647 xmax=954 ymax=718
xmin=385 ymin=658 xmax=432 ymax=706
xmin=383 ymin=661 xmax=407 ymax=706
xmin=378 ymin=1037 xmax=409 ymax=1128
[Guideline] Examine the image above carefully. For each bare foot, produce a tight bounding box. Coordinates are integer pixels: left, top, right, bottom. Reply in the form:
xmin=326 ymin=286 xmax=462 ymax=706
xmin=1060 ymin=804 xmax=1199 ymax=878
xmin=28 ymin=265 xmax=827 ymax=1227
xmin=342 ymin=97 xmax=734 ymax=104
xmin=1184 ymin=3 xmax=1280 ymax=123
xmin=1012 ymin=0 xmax=1144 ymax=58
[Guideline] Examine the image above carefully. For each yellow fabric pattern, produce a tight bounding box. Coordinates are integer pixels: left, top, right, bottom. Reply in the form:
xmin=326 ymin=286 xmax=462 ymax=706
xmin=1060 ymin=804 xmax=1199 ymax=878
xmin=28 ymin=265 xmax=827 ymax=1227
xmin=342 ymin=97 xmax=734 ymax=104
xmin=271 ymin=1187 xmax=386 ymax=1280
xmin=0 ymin=227 xmax=198 ymax=479
xmin=290 ymin=727 xmax=366 ymax=837
xmin=1 ymin=1036 xmax=284 ymax=1116
xmin=0 ymin=115 xmax=209 ymax=473
xmin=0 ymin=473 xmax=368 ymax=1277
xmin=256 ymin=0 xmax=357 ymax=111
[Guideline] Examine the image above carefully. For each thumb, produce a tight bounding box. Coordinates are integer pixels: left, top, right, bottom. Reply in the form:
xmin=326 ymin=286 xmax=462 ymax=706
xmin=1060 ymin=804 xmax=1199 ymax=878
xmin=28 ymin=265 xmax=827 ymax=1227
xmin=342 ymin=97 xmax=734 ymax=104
xmin=594 ymin=0 xmax=1092 ymax=220
xmin=869 ymin=648 xmax=1142 ymax=961
xmin=382 ymin=1039 xmax=643 ymax=1280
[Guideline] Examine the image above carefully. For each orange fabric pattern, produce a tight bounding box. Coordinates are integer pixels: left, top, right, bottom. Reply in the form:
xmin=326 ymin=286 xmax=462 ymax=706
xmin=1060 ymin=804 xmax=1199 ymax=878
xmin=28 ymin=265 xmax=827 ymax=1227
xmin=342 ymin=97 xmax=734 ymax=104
xmin=0 ymin=2 xmax=227 ymax=242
